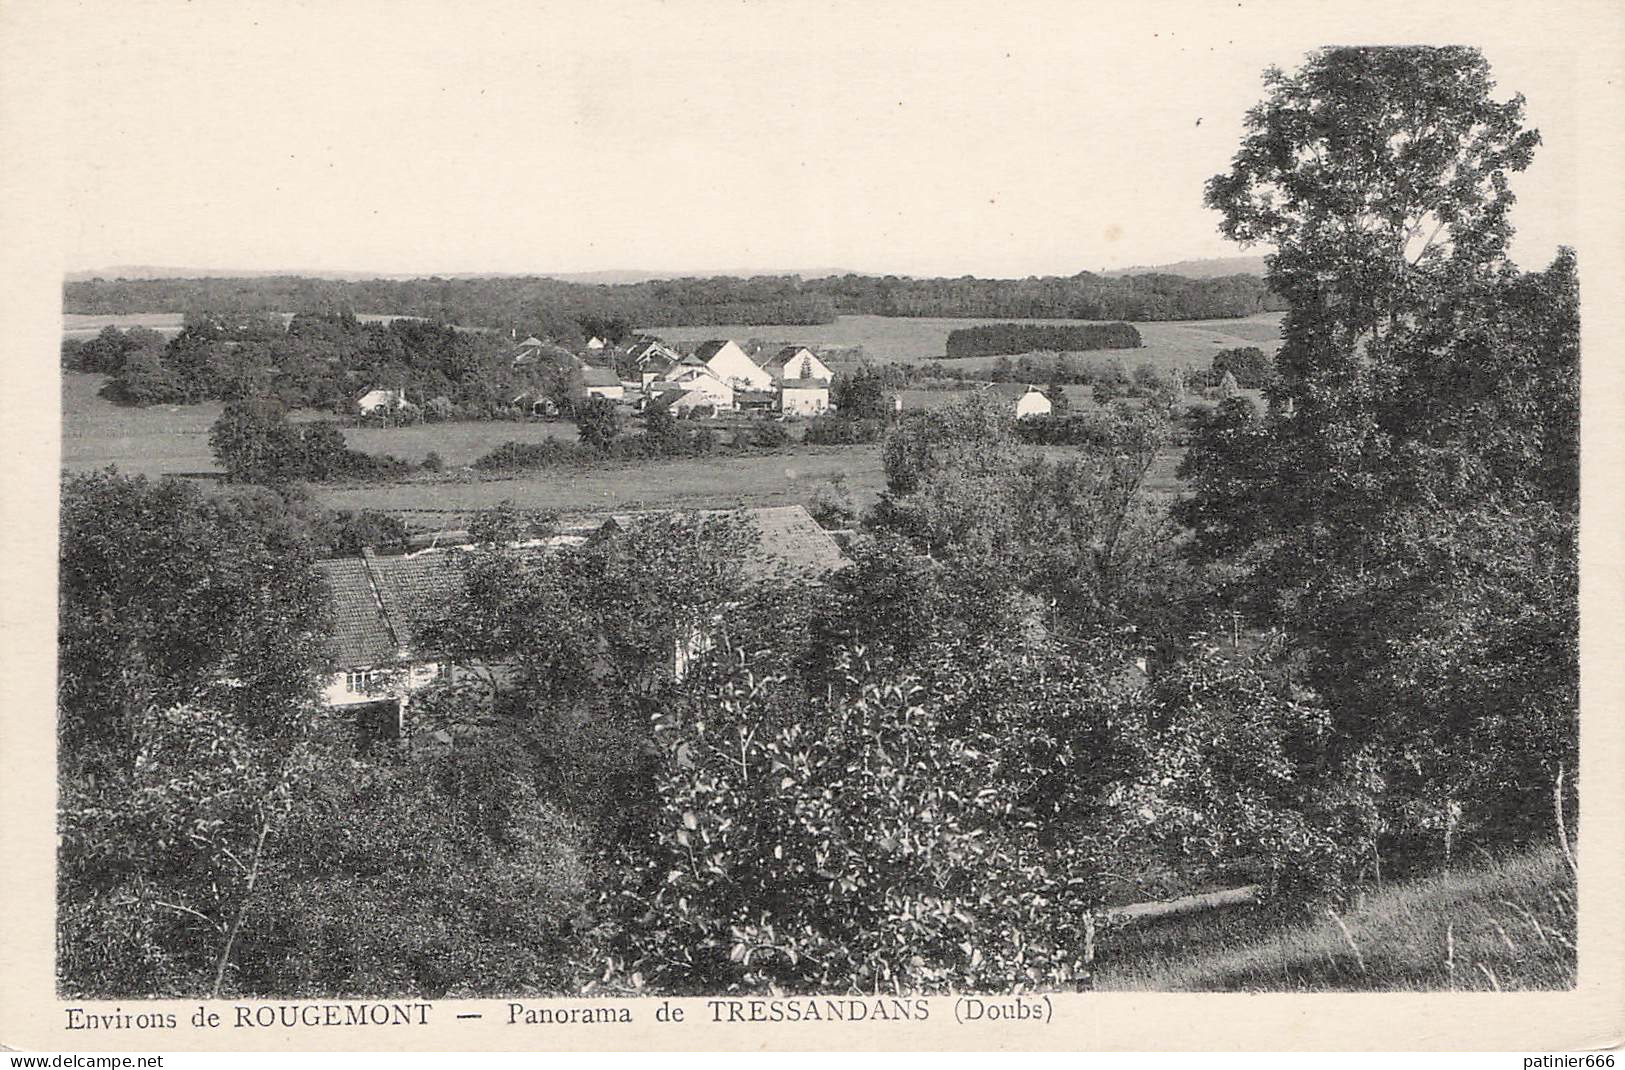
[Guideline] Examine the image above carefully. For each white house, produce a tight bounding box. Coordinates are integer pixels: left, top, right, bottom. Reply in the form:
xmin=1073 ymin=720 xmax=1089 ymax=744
xmin=984 ymin=382 xmax=1053 ymax=419
xmin=585 ymin=336 xmax=607 ymax=350
xmin=778 ymin=378 xmax=831 ymax=417
xmin=665 ymin=365 xmax=736 ymax=410
xmin=581 ymin=365 xmax=625 ymax=401
xmin=763 ymin=345 xmax=836 ymax=384
xmin=693 ymin=339 xmax=775 ymax=391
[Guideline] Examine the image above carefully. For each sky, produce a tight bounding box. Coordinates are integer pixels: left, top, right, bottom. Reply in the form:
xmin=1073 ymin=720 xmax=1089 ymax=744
xmin=3 ymin=0 xmax=1594 ymax=280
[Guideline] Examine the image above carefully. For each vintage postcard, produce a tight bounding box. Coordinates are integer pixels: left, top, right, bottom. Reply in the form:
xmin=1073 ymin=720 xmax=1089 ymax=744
xmin=2 ymin=0 xmax=1622 ymax=1054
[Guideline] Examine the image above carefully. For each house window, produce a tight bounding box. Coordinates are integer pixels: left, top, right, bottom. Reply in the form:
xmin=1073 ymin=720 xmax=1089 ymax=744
xmin=346 ymin=669 xmax=387 ymax=694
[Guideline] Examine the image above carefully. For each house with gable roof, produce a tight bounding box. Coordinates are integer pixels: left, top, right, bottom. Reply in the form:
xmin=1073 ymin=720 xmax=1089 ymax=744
xmin=581 ymin=365 xmax=625 ymax=401
xmin=983 ymin=382 xmax=1053 ymax=419
xmin=693 ymin=339 xmax=775 ymax=391
xmin=314 ymin=507 xmax=849 ymax=738
xmin=763 ymin=345 xmax=836 ymax=384
xmin=315 ymin=548 xmax=469 ymax=746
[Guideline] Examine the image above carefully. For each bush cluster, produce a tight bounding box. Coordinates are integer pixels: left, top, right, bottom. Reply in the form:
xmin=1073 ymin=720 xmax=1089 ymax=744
xmin=803 ymin=416 xmax=888 ymax=445
xmin=945 ymin=322 xmax=1143 ymax=359
xmin=471 ymin=421 xmax=804 ymax=474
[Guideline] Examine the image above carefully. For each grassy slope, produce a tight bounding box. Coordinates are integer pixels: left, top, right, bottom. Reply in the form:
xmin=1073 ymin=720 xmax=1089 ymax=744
xmin=1096 ymin=847 xmax=1576 ymax=992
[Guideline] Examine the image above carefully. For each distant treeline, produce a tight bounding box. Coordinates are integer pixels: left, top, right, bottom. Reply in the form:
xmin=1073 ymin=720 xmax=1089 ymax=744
xmin=64 ymin=311 xmax=552 ymax=414
xmin=813 ymin=272 xmax=1284 ymax=320
xmin=63 ymin=270 xmax=1285 ymax=334
xmin=944 ymin=322 xmax=1143 ymax=359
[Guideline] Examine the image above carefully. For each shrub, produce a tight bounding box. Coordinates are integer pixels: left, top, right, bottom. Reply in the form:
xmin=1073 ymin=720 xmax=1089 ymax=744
xmin=575 ymin=396 xmax=621 ymax=450
xmin=1212 ymin=346 xmax=1274 ymax=389
xmin=804 ymin=416 xmax=885 ymax=445
xmin=748 ymin=422 xmax=792 ymax=448
xmin=808 ymin=475 xmax=856 ymax=528
xmin=422 ymin=451 xmax=445 ymax=473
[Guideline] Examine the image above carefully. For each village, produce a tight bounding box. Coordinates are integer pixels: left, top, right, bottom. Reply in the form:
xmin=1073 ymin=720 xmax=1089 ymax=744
xmin=351 ymin=330 xmax=1055 ymax=424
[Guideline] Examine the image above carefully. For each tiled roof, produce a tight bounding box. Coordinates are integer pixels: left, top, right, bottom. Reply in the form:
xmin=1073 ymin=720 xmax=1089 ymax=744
xmin=364 ymin=553 xmax=469 ymax=651
xmin=581 ymin=366 xmax=621 ymax=387
xmin=315 ymin=558 xmax=397 ymax=667
xmin=316 ymin=552 xmax=469 ymax=669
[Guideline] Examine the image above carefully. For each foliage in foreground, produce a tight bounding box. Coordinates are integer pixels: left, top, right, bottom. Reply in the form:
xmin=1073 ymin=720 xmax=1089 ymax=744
xmin=590 ymin=641 xmax=1135 ymax=995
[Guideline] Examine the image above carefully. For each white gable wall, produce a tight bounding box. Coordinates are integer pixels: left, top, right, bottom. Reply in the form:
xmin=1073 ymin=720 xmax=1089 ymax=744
xmin=1015 ymin=391 xmax=1052 ymax=419
xmin=705 ymin=341 xmax=775 ymax=391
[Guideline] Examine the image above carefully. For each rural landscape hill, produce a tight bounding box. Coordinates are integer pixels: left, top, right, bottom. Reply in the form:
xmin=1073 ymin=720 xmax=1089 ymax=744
xmin=68 ymin=260 xmax=1271 ymax=285
xmin=1100 ymin=255 xmax=1269 ymax=278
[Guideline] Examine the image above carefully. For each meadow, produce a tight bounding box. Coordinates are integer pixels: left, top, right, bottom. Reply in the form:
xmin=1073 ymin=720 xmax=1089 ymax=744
xmin=62 ymin=369 xmax=1185 ymax=528
xmin=61 ymin=372 xmax=581 ymax=477
xmin=650 ymin=312 xmax=1284 ymax=372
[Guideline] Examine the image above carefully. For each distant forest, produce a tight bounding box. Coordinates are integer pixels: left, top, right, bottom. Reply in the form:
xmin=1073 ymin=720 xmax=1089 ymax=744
xmin=63 ymin=270 xmax=1285 ymax=339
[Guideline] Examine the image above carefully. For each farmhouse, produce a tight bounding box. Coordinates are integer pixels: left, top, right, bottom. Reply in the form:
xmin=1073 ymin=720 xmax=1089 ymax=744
xmin=779 ymin=378 xmax=831 ymax=417
xmin=693 ymin=339 xmax=776 ymax=391
xmin=984 ymin=382 xmax=1052 ymax=419
xmin=663 ymin=365 xmax=736 ymax=410
xmin=315 ymin=549 xmax=469 ymax=747
xmin=649 ymin=386 xmax=730 ymax=418
xmin=580 ymin=365 xmax=625 ymax=401
xmin=625 ymin=338 xmax=683 ymax=386
xmin=763 ymin=345 xmax=836 ymax=384
xmin=315 ymin=507 xmax=847 ymax=732
xmin=626 ymin=338 xmax=682 ymax=367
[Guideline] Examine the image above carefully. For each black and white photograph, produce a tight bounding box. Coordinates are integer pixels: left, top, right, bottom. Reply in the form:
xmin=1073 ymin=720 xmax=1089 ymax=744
xmin=3 ymin=0 xmax=1622 ymax=1054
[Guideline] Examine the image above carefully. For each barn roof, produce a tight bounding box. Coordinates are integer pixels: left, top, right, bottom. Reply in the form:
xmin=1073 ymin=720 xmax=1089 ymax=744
xmin=598 ymin=505 xmax=846 ymax=583
xmin=581 ymin=365 xmax=621 ymax=387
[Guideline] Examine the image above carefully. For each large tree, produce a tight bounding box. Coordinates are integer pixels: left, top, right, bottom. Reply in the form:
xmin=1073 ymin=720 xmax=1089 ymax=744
xmin=1181 ymin=47 xmax=1576 ymax=851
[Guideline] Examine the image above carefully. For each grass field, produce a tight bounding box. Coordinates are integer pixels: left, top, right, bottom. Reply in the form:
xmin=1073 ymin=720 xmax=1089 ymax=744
xmin=650 ymin=312 xmax=1284 ymax=371
xmin=63 ymin=369 xmax=1186 ymax=526
xmin=1095 ymin=847 xmax=1576 ymax=992
xmin=61 ymin=372 xmax=581 ymax=476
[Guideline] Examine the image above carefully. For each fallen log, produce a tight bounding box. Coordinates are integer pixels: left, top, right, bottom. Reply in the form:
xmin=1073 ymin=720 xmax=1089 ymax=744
xmin=1105 ymin=883 xmax=1261 ymax=924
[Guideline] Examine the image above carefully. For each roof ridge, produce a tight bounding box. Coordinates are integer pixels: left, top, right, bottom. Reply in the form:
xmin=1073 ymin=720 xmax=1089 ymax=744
xmin=358 ymin=551 xmax=404 ymax=654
